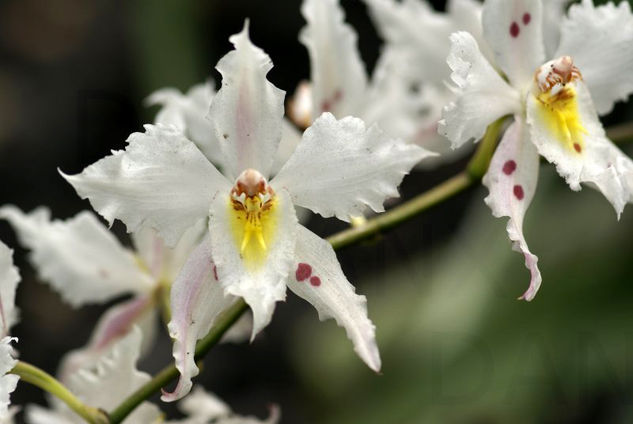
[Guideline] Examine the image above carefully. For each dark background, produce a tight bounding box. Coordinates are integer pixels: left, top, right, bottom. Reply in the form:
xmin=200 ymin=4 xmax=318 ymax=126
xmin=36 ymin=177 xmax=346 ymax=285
xmin=1 ymin=1 xmax=633 ymax=423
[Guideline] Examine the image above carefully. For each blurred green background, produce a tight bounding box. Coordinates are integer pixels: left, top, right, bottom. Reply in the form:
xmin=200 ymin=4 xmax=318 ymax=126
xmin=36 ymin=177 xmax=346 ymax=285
xmin=1 ymin=0 xmax=632 ymax=422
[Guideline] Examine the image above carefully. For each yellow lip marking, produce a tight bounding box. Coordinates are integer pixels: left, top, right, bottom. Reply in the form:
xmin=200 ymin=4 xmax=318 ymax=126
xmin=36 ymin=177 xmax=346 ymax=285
xmin=534 ymin=56 xmax=587 ymax=154
xmin=228 ymin=169 xmax=278 ymax=271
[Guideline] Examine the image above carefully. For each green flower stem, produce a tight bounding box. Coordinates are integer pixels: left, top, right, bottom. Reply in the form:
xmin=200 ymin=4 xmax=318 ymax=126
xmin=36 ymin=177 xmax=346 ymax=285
xmin=108 ymin=299 xmax=248 ymax=424
xmin=11 ymin=361 xmax=109 ymax=424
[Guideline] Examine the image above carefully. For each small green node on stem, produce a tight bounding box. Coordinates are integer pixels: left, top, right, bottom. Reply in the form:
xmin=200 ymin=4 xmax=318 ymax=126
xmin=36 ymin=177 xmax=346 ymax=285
xmin=11 ymin=361 xmax=109 ymax=424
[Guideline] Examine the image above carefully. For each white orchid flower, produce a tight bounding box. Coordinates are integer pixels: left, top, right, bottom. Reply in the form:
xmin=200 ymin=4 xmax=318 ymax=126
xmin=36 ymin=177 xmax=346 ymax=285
xmin=25 ymin=327 xmax=162 ymax=424
xmin=288 ymin=0 xmax=437 ymax=164
xmin=0 ymin=242 xmax=19 ymax=424
xmin=62 ymin=22 xmax=431 ymax=401
xmin=165 ymin=387 xmax=279 ymax=424
xmin=439 ymin=0 xmax=633 ymax=300
xmin=0 ymin=206 xmax=195 ymax=379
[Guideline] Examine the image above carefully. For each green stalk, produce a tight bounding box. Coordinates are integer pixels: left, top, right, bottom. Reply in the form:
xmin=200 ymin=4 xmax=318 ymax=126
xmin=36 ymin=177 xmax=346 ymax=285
xmin=11 ymin=361 xmax=109 ymax=424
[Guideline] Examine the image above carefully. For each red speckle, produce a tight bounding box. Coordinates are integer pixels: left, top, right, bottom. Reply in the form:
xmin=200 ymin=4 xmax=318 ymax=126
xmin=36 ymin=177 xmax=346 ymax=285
xmin=510 ymin=22 xmax=520 ymax=38
xmin=213 ymin=265 xmax=218 ymax=281
xmin=503 ymin=160 xmax=517 ymax=175
xmin=309 ymin=276 xmax=321 ymax=287
xmin=522 ymin=13 xmax=531 ymax=25
xmin=513 ymin=185 xmax=525 ymax=200
xmin=573 ymin=143 xmax=582 ymax=153
xmin=296 ymin=263 xmax=312 ymax=281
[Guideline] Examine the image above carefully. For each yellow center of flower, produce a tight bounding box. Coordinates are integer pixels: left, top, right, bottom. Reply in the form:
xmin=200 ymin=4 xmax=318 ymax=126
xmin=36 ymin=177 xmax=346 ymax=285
xmin=533 ymin=56 xmax=587 ymax=154
xmin=228 ymin=169 xmax=278 ymax=271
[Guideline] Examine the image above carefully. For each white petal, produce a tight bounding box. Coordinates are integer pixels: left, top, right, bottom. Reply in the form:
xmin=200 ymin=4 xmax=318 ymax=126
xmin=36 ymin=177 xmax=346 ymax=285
xmin=554 ymin=0 xmax=633 ymax=115
xmin=25 ymin=405 xmax=69 ymax=424
xmin=67 ymin=327 xmax=161 ymax=423
xmin=541 ymin=0 xmax=569 ymax=58
xmin=162 ymin=237 xmax=238 ymax=402
xmin=300 ymin=0 xmax=368 ymax=118
xmin=270 ymin=119 xmax=302 ymax=177
xmin=62 ymin=124 xmax=229 ymax=247
xmin=272 ymin=113 xmax=433 ymax=220
xmin=364 ymin=0 xmax=456 ymax=85
xmin=176 ymin=387 xmax=230 ymax=421
xmin=209 ymin=190 xmax=297 ymax=338
xmin=132 ymin=219 xmax=207 ymax=283
xmin=0 ymin=244 xmax=19 ymax=337
xmin=0 ymin=206 xmax=153 ymax=307
xmin=56 ymin=295 xmax=156 ymax=384
xmin=147 ymin=81 xmax=225 ymax=166
xmin=0 ymin=337 xmax=18 ymax=423
xmin=482 ymin=119 xmax=542 ymax=300
xmin=287 ymin=225 xmax=380 ymax=371
xmin=482 ymin=0 xmax=546 ymax=89
xmin=209 ymin=22 xmax=285 ymax=180
xmin=438 ymin=31 xmax=521 ymax=148
xmin=526 ymin=81 xmax=633 ymax=216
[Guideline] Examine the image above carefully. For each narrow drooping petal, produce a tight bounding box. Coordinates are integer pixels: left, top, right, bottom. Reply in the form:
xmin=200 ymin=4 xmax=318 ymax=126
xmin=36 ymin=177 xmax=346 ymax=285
xmin=68 ymin=328 xmax=161 ymax=423
xmin=56 ymin=295 xmax=156 ymax=384
xmin=483 ymin=119 xmax=542 ymax=300
xmin=555 ymin=0 xmax=633 ymax=115
xmin=0 ymin=337 xmax=18 ymax=423
xmin=147 ymin=81 xmax=225 ymax=166
xmin=163 ymin=237 xmax=238 ymax=402
xmin=526 ymin=81 xmax=633 ymax=216
xmin=270 ymin=119 xmax=302 ymax=176
xmin=439 ymin=32 xmax=521 ymax=148
xmin=62 ymin=124 xmax=230 ymax=246
xmin=287 ymin=225 xmax=380 ymax=371
xmin=272 ymin=113 xmax=433 ymax=220
xmin=209 ymin=189 xmax=297 ymax=339
xmin=209 ymin=22 xmax=285 ymax=180
xmin=0 ymin=244 xmax=19 ymax=338
xmin=0 ymin=206 xmax=153 ymax=307
xmin=300 ymin=0 xmax=367 ymax=118
xmin=482 ymin=0 xmax=545 ymax=90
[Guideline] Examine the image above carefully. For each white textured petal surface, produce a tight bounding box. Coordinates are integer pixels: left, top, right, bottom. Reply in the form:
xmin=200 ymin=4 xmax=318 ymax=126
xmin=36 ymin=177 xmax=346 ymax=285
xmin=0 ymin=337 xmax=18 ymax=423
xmin=57 ymin=295 xmax=156 ymax=384
xmin=527 ymin=82 xmax=633 ymax=216
xmin=300 ymin=0 xmax=367 ymax=118
xmin=209 ymin=190 xmax=297 ymax=338
xmin=270 ymin=119 xmax=302 ymax=177
xmin=555 ymin=0 xmax=633 ymax=115
xmin=147 ymin=81 xmax=224 ymax=166
xmin=438 ymin=32 xmax=521 ymax=148
xmin=0 ymin=206 xmax=153 ymax=307
xmin=163 ymin=237 xmax=237 ymax=402
xmin=365 ymin=0 xmax=457 ymax=84
xmin=541 ymin=0 xmax=569 ymax=57
xmin=25 ymin=406 xmax=69 ymax=424
xmin=67 ymin=328 xmax=161 ymax=423
xmin=483 ymin=119 xmax=542 ymax=300
xmin=62 ymin=124 xmax=229 ymax=247
xmin=0 ymin=244 xmax=19 ymax=337
xmin=209 ymin=23 xmax=285 ymax=180
xmin=287 ymin=225 xmax=380 ymax=371
xmin=272 ymin=113 xmax=433 ymax=220
xmin=482 ymin=0 xmax=545 ymax=90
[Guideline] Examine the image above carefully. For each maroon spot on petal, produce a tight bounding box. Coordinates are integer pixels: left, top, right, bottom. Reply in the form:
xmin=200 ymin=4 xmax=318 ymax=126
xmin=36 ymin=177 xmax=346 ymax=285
xmin=309 ymin=276 xmax=321 ymax=287
xmin=522 ymin=13 xmax=531 ymax=25
xmin=513 ymin=184 xmax=525 ymax=200
xmin=213 ymin=265 xmax=218 ymax=281
xmin=296 ymin=263 xmax=312 ymax=281
xmin=510 ymin=22 xmax=520 ymax=38
xmin=573 ymin=143 xmax=582 ymax=153
xmin=503 ymin=160 xmax=517 ymax=175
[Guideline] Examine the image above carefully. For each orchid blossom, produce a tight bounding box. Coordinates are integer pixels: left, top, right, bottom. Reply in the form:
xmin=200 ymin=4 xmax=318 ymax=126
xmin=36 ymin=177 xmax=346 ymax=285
xmin=288 ymin=0 xmax=439 ymax=164
xmin=62 ymin=22 xmax=431 ymax=401
xmin=439 ymin=0 xmax=633 ymax=300
xmin=25 ymin=328 xmax=162 ymax=424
